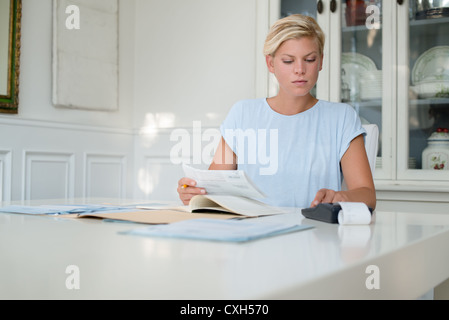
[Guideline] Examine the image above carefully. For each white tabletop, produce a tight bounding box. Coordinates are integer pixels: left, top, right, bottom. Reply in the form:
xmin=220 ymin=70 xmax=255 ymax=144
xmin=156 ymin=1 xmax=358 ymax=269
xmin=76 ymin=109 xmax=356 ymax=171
xmin=1 ymin=198 xmax=449 ymax=300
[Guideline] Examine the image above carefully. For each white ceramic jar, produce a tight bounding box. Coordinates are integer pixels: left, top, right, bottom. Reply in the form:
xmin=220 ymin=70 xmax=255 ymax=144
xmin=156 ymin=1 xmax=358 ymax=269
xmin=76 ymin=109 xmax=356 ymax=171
xmin=422 ymin=130 xmax=449 ymax=170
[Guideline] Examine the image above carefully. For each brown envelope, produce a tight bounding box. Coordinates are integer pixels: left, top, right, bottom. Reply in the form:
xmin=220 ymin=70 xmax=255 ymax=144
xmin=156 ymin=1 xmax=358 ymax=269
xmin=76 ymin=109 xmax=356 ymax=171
xmin=78 ymin=209 xmax=243 ymax=224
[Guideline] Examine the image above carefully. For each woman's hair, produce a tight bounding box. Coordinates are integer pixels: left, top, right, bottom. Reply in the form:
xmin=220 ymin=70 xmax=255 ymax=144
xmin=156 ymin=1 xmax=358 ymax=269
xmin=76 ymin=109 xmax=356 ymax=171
xmin=263 ymin=14 xmax=325 ymax=57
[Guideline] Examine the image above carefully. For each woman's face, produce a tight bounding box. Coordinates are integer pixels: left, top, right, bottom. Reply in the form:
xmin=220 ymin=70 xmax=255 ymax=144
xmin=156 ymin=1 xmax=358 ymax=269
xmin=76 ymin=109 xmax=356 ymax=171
xmin=266 ymin=37 xmax=323 ymax=98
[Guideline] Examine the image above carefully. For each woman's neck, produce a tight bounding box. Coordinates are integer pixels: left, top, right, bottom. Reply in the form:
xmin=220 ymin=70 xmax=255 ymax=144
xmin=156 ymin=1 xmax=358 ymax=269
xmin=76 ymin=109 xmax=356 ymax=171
xmin=267 ymin=92 xmax=318 ymax=115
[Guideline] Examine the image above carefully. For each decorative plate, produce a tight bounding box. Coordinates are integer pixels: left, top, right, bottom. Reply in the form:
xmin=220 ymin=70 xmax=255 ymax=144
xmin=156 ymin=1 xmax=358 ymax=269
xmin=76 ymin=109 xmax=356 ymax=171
xmin=410 ymin=81 xmax=449 ymax=98
xmin=412 ymin=46 xmax=449 ymax=85
xmin=341 ymin=52 xmax=378 ymax=101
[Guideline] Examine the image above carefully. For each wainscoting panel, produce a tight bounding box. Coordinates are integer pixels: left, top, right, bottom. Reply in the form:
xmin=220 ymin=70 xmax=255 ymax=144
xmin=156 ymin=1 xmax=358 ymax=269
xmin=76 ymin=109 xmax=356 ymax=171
xmin=84 ymin=153 xmax=127 ymax=198
xmin=0 ymin=150 xmax=12 ymax=202
xmin=23 ymin=151 xmax=75 ymax=201
xmin=0 ymin=117 xmax=134 ymax=202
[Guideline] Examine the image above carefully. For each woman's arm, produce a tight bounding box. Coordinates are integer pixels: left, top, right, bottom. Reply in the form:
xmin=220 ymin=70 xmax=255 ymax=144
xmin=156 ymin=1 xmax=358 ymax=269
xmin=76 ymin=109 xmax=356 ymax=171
xmin=208 ymin=137 xmax=238 ymax=170
xmin=311 ymin=135 xmax=377 ymax=209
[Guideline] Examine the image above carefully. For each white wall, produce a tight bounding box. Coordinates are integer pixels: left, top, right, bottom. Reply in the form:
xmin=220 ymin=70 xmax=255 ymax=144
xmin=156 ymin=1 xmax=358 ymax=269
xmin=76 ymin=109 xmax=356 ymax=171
xmin=133 ymin=0 xmax=259 ymax=130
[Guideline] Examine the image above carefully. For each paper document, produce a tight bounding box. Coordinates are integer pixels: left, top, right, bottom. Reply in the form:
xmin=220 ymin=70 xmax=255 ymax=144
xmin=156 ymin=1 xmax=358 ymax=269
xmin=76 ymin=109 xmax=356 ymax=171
xmin=0 ymin=204 xmax=137 ymax=215
xmin=121 ymin=218 xmax=313 ymax=242
xmin=182 ymin=164 xmax=265 ymax=199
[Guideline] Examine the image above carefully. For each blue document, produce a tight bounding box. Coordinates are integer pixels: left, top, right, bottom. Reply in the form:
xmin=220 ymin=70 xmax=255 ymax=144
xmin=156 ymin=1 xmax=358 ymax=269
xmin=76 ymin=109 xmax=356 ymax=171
xmin=121 ymin=218 xmax=313 ymax=242
xmin=0 ymin=204 xmax=136 ymax=215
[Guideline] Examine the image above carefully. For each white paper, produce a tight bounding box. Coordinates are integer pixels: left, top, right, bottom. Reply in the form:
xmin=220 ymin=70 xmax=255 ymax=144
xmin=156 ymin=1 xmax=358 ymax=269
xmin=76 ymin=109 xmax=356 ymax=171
xmin=337 ymin=202 xmax=372 ymax=225
xmin=182 ymin=164 xmax=266 ymax=199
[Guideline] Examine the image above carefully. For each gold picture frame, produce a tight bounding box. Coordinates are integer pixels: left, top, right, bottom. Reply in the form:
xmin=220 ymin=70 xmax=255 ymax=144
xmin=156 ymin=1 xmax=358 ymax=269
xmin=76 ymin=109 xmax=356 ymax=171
xmin=0 ymin=0 xmax=21 ymax=114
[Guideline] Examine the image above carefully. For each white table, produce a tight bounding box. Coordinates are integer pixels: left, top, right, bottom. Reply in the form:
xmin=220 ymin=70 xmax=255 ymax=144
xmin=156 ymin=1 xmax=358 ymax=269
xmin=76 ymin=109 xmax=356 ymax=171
xmin=1 ymin=198 xmax=449 ymax=300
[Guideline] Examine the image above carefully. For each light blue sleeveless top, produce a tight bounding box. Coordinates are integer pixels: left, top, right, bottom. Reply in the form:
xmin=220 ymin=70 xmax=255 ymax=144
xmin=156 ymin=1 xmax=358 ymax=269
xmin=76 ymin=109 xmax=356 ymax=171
xmin=220 ymin=98 xmax=365 ymax=207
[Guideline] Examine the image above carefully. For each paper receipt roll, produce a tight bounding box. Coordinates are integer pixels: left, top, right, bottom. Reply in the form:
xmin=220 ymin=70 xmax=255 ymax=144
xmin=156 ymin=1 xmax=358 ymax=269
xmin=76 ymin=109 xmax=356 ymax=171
xmin=337 ymin=202 xmax=372 ymax=225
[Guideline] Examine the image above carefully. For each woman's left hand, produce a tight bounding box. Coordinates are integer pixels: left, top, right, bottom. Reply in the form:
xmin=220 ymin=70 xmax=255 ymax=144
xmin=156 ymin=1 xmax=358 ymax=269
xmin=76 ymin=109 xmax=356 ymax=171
xmin=310 ymin=188 xmax=350 ymax=207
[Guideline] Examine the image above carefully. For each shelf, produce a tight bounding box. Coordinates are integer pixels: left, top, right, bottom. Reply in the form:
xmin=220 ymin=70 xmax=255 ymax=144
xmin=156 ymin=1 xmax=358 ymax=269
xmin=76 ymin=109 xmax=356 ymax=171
xmin=409 ymin=16 xmax=449 ymax=27
xmin=409 ymin=98 xmax=449 ymax=105
xmin=342 ymin=16 xmax=449 ymax=33
xmin=344 ymin=99 xmax=382 ymax=108
xmin=342 ymin=24 xmax=375 ymax=33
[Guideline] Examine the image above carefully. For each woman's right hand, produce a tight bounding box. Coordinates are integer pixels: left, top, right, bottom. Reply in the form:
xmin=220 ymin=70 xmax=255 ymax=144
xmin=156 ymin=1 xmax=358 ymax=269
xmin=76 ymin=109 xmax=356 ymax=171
xmin=177 ymin=177 xmax=206 ymax=205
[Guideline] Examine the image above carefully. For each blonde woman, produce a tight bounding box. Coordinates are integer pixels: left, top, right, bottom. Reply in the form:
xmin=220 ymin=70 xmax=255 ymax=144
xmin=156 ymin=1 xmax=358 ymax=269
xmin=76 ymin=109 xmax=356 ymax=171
xmin=178 ymin=14 xmax=376 ymax=210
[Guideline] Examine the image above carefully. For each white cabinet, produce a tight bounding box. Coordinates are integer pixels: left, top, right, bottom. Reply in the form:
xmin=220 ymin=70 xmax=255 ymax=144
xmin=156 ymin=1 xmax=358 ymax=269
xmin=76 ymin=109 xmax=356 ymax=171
xmin=274 ymin=0 xmax=449 ymax=203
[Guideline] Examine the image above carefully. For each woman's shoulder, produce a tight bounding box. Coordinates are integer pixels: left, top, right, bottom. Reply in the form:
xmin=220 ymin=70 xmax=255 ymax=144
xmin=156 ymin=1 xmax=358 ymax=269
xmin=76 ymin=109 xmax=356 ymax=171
xmin=316 ymin=100 xmax=358 ymax=117
xmin=317 ymin=100 xmax=354 ymax=111
xmin=228 ymin=98 xmax=268 ymax=115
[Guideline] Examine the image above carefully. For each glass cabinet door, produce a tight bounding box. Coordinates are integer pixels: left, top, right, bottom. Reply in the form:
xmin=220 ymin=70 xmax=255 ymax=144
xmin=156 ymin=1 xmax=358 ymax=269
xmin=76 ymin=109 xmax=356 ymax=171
xmin=398 ymin=0 xmax=449 ymax=180
xmin=340 ymin=0 xmax=385 ymax=174
xmin=277 ymin=0 xmax=449 ymax=185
